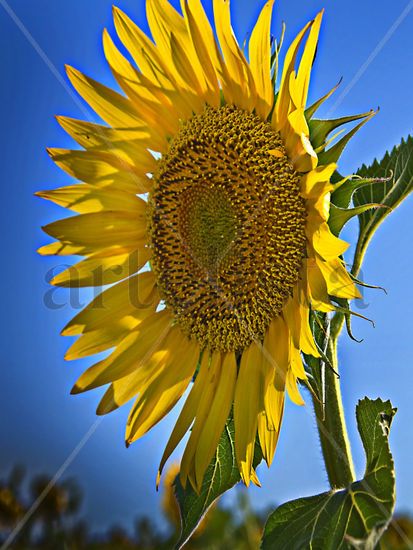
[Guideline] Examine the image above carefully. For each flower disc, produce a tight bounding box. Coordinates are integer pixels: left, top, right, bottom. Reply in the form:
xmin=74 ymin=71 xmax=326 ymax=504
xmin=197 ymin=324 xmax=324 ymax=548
xmin=149 ymin=106 xmax=307 ymax=351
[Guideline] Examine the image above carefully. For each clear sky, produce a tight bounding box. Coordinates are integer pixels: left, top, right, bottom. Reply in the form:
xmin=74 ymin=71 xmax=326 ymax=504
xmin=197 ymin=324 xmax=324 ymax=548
xmin=1 ymin=0 xmax=412 ymax=534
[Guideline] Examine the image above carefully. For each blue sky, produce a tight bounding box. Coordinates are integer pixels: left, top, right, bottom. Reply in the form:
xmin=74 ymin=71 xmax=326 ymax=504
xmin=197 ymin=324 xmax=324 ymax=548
xmin=1 ymin=0 xmax=412 ymax=535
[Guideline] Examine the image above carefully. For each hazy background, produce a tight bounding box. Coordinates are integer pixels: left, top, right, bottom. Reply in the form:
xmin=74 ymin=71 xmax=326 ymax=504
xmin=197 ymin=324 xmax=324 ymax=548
xmin=1 ymin=0 xmax=412 ymax=536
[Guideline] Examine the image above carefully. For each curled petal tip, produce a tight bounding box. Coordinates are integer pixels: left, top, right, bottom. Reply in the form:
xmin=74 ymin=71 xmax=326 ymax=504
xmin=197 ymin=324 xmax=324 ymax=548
xmin=70 ymin=384 xmax=82 ymax=395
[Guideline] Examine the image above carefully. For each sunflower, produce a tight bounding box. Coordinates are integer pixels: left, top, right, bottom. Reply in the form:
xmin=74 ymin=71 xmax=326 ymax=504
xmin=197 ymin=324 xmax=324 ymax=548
xmin=38 ymin=0 xmax=374 ymax=491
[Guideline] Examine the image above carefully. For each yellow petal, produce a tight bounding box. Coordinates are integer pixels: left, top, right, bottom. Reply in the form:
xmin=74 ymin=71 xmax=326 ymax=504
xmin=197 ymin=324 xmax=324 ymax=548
xmin=146 ymin=0 xmax=206 ymax=104
xmin=169 ymin=32 xmax=206 ymax=102
xmin=66 ymin=65 xmax=142 ymax=128
xmin=65 ymin=315 xmax=155 ymax=360
xmin=248 ymin=0 xmax=275 ymax=119
xmin=47 ymin=148 xmax=151 ymax=194
xmin=103 ymin=27 xmax=142 ymax=85
xmin=234 ymin=342 xmax=263 ymax=486
xmin=67 ymin=329 xmax=122 ymax=362
xmin=297 ymin=285 xmax=320 ymax=358
xmin=306 ymin=257 xmax=335 ymax=312
xmin=261 ymin=319 xmax=287 ymax=440
xmin=269 ymin=148 xmax=284 ymax=158
xmin=36 ymin=184 xmax=147 ymax=214
xmin=97 ymin=367 xmax=151 ymax=416
xmin=194 ymin=351 xmax=237 ymax=491
xmin=285 ymin=368 xmax=305 ymax=406
xmin=310 ymin=192 xmax=331 ymax=222
xmin=71 ymin=309 xmax=173 ymax=392
xmin=285 ymin=108 xmax=318 ymax=172
xmin=42 ymin=211 xmax=147 ymax=250
xmin=62 ymin=270 xmax=157 ymax=336
xmin=113 ymin=5 xmax=203 ymax=119
xmin=97 ymin=324 xmax=187 ymax=415
xmin=180 ymin=352 xmax=221 ymax=488
xmin=298 ymin=309 xmax=319 ymax=358
xmin=125 ymin=333 xmax=200 ymax=443
xmin=317 ymin=257 xmax=362 ymax=300
xmin=294 ymin=11 xmax=323 ymax=110
xmin=273 ymin=20 xmax=312 ymax=129
xmin=50 ymin=246 xmax=151 ymax=288
xmin=282 ymin=292 xmax=301 ymax=350
xmin=258 ymin=409 xmax=282 ymax=467
xmin=102 ymin=29 xmax=178 ymax=143
xmin=250 ymin=468 xmax=261 ymax=487
xmin=283 ymin=281 xmax=319 ymax=358
xmin=263 ymin=315 xmax=289 ymax=392
xmin=146 ymin=0 xmax=188 ymax=61
xmin=290 ymin=343 xmax=307 ymax=380
xmin=181 ymin=0 xmax=220 ymax=106
xmin=38 ymin=241 xmax=87 ymax=256
xmin=311 ymin=222 xmax=349 ymax=259
xmin=56 ymin=115 xmax=156 ymax=176
xmin=102 ymin=28 xmax=153 ymax=104
xmin=259 ymin=318 xmax=289 ymax=464
xmin=183 ymin=0 xmax=232 ymax=103
xmin=300 ymin=164 xmax=336 ymax=198
xmin=213 ymin=0 xmax=256 ymax=110
xmin=283 ymin=276 xmax=320 ymax=362
xmin=263 ymin=381 xmax=285 ymax=433
xmin=112 ymin=7 xmax=174 ymax=90
xmin=158 ymin=352 xmax=210 ymax=482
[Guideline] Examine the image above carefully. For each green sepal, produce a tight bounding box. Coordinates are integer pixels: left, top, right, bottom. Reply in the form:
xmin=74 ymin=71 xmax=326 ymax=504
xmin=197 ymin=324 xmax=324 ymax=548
xmin=331 ymin=296 xmax=374 ymax=342
xmin=350 ymin=275 xmax=387 ymax=294
xmin=309 ymin=110 xmax=374 ymax=150
xmin=303 ymin=312 xmax=328 ymax=408
xmin=305 ymin=79 xmax=342 ymax=121
xmin=330 ymin=169 xmax=345 ymax=185
xmin=317 ymin=110 xmax=377 ymax=166
xmin=328 ymin=203 xmax=382 ymax=236
xmin=261 ymin=398 xmax=397 ymax=550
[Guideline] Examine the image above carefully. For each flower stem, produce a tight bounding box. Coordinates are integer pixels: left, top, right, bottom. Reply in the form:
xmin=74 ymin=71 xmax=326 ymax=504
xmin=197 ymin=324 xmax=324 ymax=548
xmin=311 ymin=322 xmax=356 ymax=489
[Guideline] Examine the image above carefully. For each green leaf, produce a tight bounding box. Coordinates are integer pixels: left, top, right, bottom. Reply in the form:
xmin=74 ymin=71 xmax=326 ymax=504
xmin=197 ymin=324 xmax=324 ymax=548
xmin=331 ymin=175 xmax=389 ymax=209
xmin=316 ymin=110 xmax=376 ymax=166
xmin=261 ymin=397 xmax=396 ymax=550
xmin=174 ymin=414 xmax=262 ymax=549
xmin=354 ymin=135 xmax=413 ymax=260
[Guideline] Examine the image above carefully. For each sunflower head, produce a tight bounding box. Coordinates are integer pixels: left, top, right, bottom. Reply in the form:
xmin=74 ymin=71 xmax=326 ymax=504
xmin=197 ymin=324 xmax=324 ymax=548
xmin=38 ymin=0 xmax=374 ymax=492
xmin=149 ymin=104 xmax=307 ymax=352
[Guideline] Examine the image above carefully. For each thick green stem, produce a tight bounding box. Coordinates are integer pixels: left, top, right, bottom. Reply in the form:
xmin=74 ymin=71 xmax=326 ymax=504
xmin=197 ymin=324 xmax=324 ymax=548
xmin=311 ymin=329 xmax=356 ymax=489
xmin=310 ymin=216 xmax=367 ymax=488
xmin=310 ymin=178 xmax=374 ymax=489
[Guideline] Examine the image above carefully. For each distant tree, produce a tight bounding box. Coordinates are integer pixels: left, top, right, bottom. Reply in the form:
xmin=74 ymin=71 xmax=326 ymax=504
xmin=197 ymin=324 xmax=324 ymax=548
xmin=1 ymin=465 xmax=412 ymax=549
